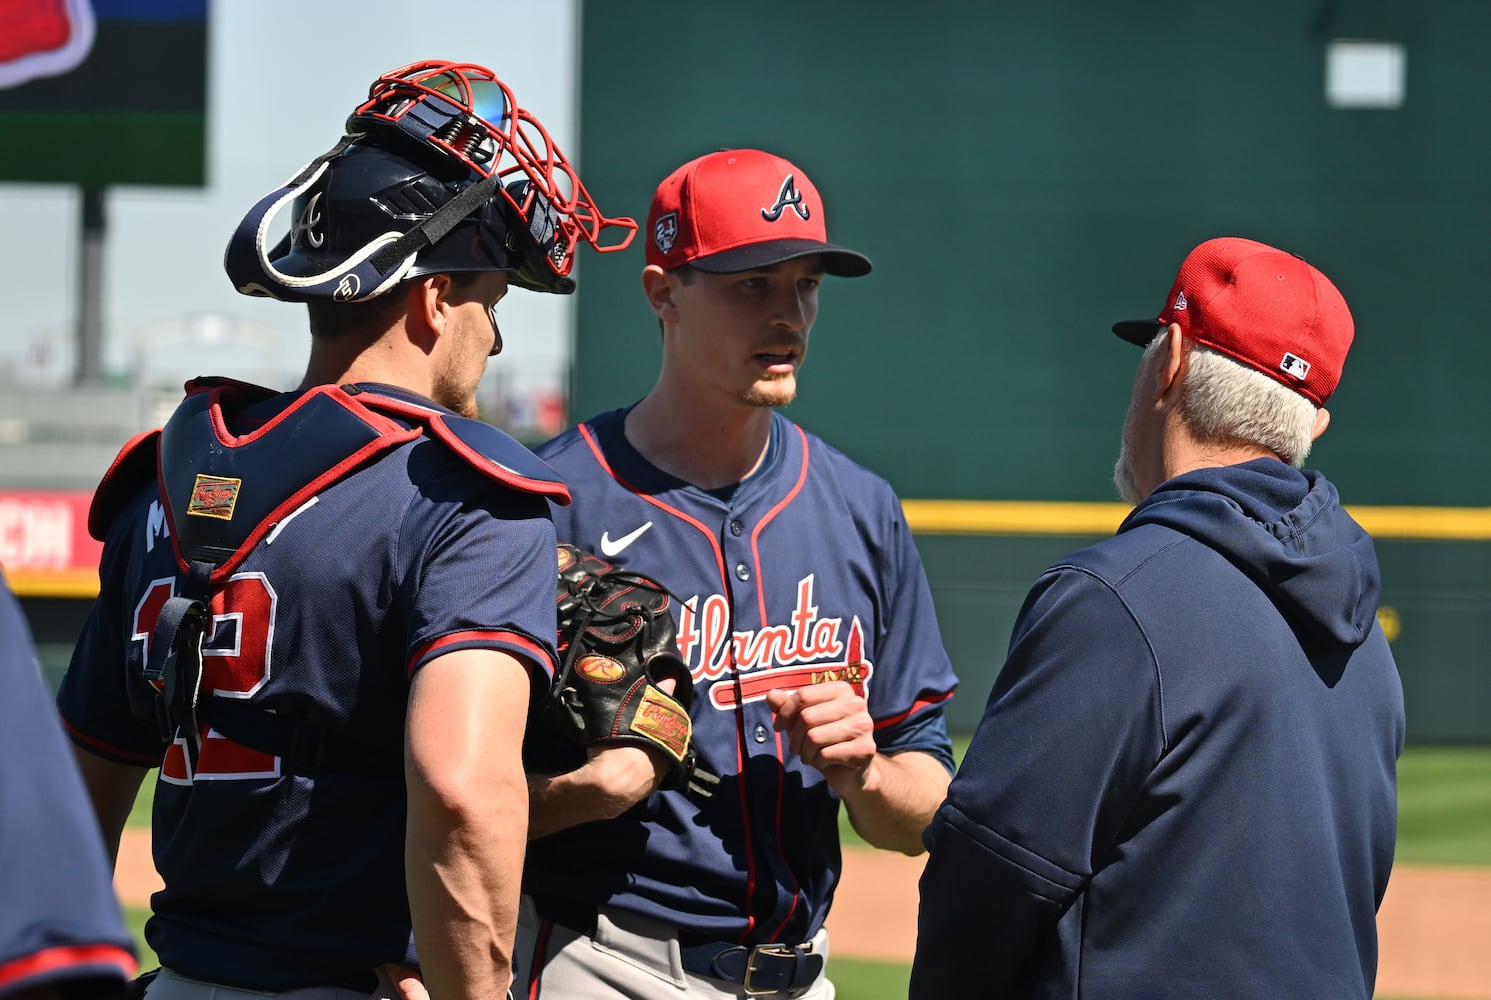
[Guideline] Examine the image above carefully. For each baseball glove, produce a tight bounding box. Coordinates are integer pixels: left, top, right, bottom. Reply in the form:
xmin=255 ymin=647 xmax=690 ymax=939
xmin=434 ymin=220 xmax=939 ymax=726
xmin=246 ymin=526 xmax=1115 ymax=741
xmin=540 ymin=543 xmax=714 ymax=795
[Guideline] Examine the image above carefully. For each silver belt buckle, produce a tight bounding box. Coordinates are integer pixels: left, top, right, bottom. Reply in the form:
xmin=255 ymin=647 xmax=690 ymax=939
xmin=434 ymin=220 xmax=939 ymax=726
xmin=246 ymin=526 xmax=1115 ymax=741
xmin=743 ymin=943 xmax=803 ymax=997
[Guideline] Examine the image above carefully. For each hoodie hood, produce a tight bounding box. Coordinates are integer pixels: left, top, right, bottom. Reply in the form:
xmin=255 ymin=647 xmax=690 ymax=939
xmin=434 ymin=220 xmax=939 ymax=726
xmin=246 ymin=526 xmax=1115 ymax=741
xmin=1120 ymin=458 xmax=1381 ymax=650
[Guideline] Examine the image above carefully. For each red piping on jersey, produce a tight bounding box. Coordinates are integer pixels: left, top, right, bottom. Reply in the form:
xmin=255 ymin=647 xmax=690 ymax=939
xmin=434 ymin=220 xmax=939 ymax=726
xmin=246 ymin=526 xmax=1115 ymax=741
xmin=408 ymin=629 xmax=554 ymax=680
xmin=61 ymin=719 xmax=162 ymax=767
xmin=874 ymin=688 xmax=955 ymax=730
xmin=751 ymin=424 xmax=810 ymax=942
xmin=576 ymin=421 xmax=761 ymax=940
xmin=166 ymin=385 xmax=420 ymax=583
xmin=0 ymin=944 xmax=137 ymax=992
xmin=526 ymin=917 xmax=554 ymax=999
xmin=764 ymin=726 xmax=801 ymax=941
xmin=575 ymin=424 xmax=728 ymax=582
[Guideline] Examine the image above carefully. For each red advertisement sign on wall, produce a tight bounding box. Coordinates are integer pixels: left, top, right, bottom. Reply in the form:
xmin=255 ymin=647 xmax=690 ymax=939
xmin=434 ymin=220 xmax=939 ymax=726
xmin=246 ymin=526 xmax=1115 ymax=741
xmin=0 ymin=490 xmax=101 ymax=596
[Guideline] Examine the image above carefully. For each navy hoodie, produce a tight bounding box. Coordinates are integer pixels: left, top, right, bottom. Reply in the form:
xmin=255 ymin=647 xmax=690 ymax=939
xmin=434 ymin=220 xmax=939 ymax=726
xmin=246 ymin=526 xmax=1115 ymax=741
xmin=911 ymin=459 xmax=1405 ymax=999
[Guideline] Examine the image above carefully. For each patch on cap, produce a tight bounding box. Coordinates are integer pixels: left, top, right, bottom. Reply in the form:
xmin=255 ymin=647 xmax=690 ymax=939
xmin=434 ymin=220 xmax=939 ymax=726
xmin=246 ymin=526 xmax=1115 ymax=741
xmin=653 ymin=212 xmax=678 ymax=255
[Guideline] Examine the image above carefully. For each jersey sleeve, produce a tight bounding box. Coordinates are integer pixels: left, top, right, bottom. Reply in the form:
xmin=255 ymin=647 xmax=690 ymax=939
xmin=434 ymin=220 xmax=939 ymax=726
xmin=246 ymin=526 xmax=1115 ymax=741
xmin=1 ymin=584 xmax=137 ymax=998
xmin=910 ymin=566 xmax=1164 ymax=997
xmin=56 ymin=493 xmax=173 ymax=766
xmin=399 ymin=475 xmax=559 ymax=697
xmin=875 ymin=708 xmax=954 ymax=774
xmin=866 ymin=494 xmax=958 ymax=738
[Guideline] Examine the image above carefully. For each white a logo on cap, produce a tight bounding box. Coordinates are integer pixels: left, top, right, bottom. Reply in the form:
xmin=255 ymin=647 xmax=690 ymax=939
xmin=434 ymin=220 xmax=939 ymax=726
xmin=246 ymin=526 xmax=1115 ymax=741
xmin=293 ymin=191 xmax=325 ymax=248
xmin=1280 ymin=352 xmax=1311 ymax=380
xmin=1173 ymin=292 xmax=1188 ymax=311
xmin=762 ymin=175 xmax=811 ymax=222
xmin=654 ymin=213 xmax=678 ymax=254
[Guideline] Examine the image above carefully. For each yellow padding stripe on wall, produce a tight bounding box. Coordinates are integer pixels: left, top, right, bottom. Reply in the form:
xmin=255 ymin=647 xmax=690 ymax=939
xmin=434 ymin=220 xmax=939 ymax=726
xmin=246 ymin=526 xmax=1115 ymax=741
xmin=7 ymin=503 xmax=1489 ymax=599
xmin=900 ymin=500 xmax=1491 ymax=541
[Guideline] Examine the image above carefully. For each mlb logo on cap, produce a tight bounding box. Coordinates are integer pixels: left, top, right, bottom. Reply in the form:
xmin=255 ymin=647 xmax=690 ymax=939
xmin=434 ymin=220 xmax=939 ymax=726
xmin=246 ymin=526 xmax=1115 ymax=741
xmin=1280 ymin=353 xmax=1311 ymax=379
xmin=1112 ymin=237 xmax=1354 ymax=406
xmin=645 ymin=149 xmax=872 ymax=277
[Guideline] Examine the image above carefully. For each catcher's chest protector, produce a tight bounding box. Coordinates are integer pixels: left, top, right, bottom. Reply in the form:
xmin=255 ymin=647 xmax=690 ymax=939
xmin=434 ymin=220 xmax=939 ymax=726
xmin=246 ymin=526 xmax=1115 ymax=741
xmin=90 ymin=377 xmax=570 ymax=773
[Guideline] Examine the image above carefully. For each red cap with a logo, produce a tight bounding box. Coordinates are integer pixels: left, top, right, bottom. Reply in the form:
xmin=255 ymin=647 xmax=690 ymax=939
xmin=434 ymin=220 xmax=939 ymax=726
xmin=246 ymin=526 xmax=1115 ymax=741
xmin=1112 ymin=237 xmax=1354 ymax=406
xmin=645 ymin=149 xmax=872 ymax=277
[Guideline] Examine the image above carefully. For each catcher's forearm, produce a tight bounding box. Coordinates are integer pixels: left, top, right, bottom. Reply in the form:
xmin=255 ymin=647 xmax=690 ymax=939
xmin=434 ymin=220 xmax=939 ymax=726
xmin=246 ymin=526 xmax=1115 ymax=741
xmin=405 ymin=650 xmax=529 ymax=999
xmin=832 ymin=749 xmax=950 ymax=856
xmin=72 ymin=746 xmax=148 ymax=868
xmin=405 ymin=795 xmax=522 ymax=999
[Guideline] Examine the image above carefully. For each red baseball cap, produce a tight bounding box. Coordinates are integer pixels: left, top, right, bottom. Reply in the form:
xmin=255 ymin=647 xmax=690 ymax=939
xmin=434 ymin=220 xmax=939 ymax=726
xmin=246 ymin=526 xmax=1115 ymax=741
xmin=645 ymin=149 xmax=872 ymax=277
xmin=1112 ymin=237 xmax=1354 ymax=406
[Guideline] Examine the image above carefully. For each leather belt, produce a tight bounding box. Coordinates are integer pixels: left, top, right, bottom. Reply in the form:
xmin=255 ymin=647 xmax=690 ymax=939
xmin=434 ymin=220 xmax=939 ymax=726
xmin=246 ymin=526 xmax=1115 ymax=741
xmin=531 ymin=896 xmax=825 ymax=997
xmin=678 ymin=940 xmax=824 ymax=996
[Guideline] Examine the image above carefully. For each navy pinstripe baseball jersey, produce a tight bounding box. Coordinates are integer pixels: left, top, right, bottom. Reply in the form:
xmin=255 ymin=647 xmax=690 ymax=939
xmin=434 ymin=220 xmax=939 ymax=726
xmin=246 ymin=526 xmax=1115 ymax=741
xmin=524 ymin=407 xmax=958 ymax=945
xmin=57 ymin=380 xmax=562 ymax=990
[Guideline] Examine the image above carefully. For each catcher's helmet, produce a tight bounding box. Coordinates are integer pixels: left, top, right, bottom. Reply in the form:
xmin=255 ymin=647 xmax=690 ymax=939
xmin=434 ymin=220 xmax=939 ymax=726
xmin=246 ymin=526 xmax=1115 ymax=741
xmin=224 ymin=60 xmax=636 ymax=302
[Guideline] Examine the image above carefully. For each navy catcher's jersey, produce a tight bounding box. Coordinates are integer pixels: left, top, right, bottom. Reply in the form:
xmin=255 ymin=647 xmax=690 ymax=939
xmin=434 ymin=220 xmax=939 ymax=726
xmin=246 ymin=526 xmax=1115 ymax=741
xmin=1 ymin=580 xmax=136 ymax=999
xmin=526 ymin=408 xmax=958 ymax=944
xmin=57 ymin=382 xmax=560 ymax=990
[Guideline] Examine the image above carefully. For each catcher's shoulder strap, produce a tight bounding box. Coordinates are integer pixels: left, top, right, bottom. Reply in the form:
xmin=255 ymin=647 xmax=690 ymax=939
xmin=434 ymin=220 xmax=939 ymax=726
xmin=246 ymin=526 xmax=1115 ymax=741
xmin=349 ymin=385 xmax=572 ymax=506
xmin=155 ymin=378 xmax=422 ymax=577
xmin=89 ymin=427 xmax=163 ymax=543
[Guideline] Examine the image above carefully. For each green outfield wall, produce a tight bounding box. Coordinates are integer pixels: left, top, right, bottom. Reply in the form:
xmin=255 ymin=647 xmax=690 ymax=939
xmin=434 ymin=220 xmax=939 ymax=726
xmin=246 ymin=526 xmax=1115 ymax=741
xmin=572 ymin=1 xmax=1491 ymax=742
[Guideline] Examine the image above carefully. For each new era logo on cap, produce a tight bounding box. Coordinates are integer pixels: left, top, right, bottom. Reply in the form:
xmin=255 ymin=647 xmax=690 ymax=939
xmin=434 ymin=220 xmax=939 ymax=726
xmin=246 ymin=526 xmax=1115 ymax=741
xmin=645 ymin=149 xmax=872 ymax=277
xmin=1112 ymin=237 xmax=1354 ymax=406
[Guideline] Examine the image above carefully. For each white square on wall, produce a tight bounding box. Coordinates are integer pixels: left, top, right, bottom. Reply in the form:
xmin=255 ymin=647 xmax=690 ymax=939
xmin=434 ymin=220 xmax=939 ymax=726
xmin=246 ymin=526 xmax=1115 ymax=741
xmin=1326 ymin=40 xmax=1406 ymax=109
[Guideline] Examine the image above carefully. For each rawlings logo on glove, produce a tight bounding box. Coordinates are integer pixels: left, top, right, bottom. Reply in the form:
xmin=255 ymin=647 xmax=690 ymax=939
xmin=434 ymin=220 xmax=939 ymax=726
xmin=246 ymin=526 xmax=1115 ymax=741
xmin=541 ymin=544 xmax=716 ymax=796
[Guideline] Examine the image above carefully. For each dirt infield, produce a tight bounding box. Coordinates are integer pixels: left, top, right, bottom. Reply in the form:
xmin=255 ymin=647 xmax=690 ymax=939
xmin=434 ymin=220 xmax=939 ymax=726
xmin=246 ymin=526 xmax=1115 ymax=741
xmin=117 ymin=831 xmax=1490 ymax=999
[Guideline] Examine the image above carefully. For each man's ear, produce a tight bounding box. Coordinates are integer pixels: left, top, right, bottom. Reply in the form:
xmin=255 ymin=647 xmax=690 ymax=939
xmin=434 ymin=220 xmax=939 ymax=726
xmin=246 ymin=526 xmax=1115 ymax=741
xmin=403 ymin=275 xmax=450 ymax=354
xmin=641 ymin=265 xmax=678 ymax=324
xmin=1156 ymin=323 xmax=1187 ymax=401
xmin=1311 ymin=406 xmax=1331 ymax=441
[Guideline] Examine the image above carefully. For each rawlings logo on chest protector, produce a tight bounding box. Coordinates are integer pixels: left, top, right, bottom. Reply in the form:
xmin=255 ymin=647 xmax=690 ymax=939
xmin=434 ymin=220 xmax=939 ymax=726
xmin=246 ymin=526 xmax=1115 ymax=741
xmin=187 ymin=474 xmax=242 ymax=520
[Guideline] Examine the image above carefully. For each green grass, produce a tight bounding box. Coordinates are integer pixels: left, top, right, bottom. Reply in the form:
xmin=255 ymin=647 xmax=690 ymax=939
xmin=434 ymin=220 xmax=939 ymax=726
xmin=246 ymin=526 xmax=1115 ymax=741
xmin=1393 ymin=745 xmax=1491 ymax=865
xmin=827 ymin=956 xmax=911 ymax=997
xmin=126 ymin=775 xmax=154 ymax=828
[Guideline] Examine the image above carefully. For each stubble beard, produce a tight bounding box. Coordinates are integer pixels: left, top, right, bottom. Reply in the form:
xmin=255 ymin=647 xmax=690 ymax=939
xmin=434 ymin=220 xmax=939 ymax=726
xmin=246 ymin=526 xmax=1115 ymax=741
xmin=742 ymin=373 xmax=798 ymax=409
xmin=432 ymin=367 xmax=482 ymax=419
xmin=1112 ymin=392 xmax=1145 ymax=506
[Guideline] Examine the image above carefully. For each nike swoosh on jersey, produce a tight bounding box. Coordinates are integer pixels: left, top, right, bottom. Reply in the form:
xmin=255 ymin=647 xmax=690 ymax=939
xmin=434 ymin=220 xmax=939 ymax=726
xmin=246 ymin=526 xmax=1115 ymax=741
xmin=599 ymin=521 xmax=654 ymax=556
